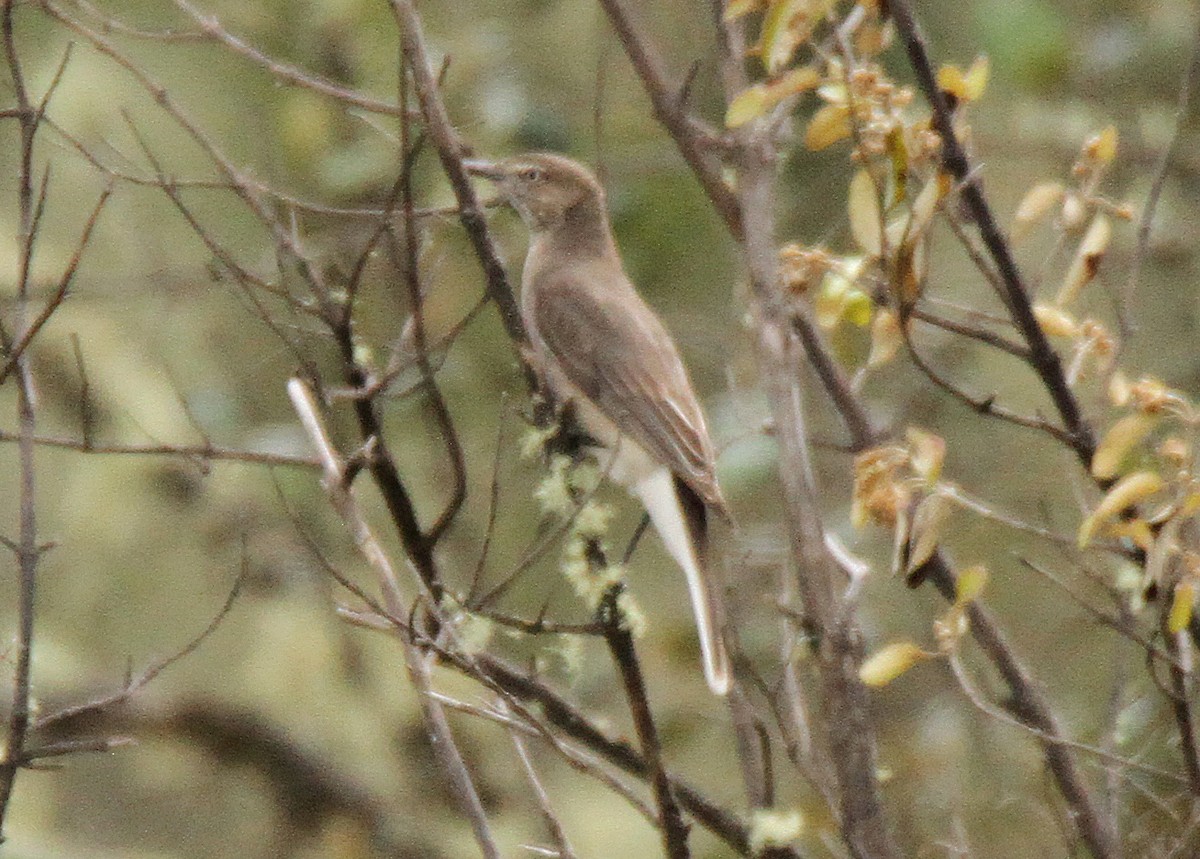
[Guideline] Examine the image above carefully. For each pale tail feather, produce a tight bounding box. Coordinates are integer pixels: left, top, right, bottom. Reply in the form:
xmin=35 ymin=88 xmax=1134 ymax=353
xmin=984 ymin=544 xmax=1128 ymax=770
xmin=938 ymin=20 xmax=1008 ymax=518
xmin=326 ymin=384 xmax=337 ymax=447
xmin=633 ymin=469 xmax=731 ymax=695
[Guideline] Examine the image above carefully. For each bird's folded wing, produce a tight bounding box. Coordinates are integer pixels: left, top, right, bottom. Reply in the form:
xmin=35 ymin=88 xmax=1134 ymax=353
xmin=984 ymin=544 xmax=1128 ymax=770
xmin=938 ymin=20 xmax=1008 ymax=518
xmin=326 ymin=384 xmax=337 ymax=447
xmin=531 ymin=271 xmax=726 ymax=513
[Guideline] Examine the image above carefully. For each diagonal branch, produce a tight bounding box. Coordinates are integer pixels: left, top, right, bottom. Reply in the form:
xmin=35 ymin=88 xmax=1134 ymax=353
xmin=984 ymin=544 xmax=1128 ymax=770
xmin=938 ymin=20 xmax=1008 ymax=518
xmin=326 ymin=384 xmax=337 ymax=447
xmin=887 ymin=0 xmax=1097 ymax=469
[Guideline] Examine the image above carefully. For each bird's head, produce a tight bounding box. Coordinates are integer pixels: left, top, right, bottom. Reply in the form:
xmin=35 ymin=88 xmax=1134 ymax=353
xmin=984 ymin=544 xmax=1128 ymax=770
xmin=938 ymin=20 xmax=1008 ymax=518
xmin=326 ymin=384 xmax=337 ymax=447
xmin=465 ymin=153 xmax=605 ymax=232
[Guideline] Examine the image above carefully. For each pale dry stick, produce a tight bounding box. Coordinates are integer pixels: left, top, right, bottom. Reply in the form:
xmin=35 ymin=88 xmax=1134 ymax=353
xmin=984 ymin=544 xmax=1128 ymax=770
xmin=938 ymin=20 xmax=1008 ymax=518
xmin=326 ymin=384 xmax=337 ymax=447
xmin=287 ymin=378 xmax=500 ymax=859
xmin=429 ymin=691 xmax=658 ymax=829
xmin=500 ymin=698 xmax=579 ymax=859
xmin=168 ymin=0 xmax=409 ymax=118
xmin=0 ymin=430 xmax=319 ymax=468
xmin=709 ymin=6 xmax=900 ymax=856
xmin=1122 ymin=10 xmax=1200 ymax=343
xmin=945 ymin=651 xmax=1187 ymax=787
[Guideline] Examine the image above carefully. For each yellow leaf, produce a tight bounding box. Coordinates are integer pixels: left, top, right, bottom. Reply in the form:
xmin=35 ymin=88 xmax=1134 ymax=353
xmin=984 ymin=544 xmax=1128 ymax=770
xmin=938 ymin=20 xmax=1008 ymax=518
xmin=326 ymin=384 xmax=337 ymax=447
xmin=1168 ymin=581 xmax=1195 ymax=634
xmin=848 ymin=168 xmax=882 ymax=255
xmin=1012 ymin=182 xmax=1063 ymax=241
xmin=936 ymin=64 xmax=967 ymax=99
xmin=766 ymin=65 xmax=822 ymax=100
xmin=844 ymin=289 xmax=873 ymax=327
xmin=726 ymin=85 xmax=770 ymax=128
xmin=937 ymin=57 xmax=988 ymax=103
xmin=1078 ymin=471 xmax=1166 ymax=549
xmin=1056 ymin=214 xmax=1112 ymax=306
xmin=1086 ymin=125 xmax=1119 ymax=165
xmin=1032 ymin=303 xmax=1079 ymax=338
xmin=1091 ymin=413 xmax=1159 ymax=480
xmin=723 ymin=0 xmax=765 ymax=21
xmin=859 ymin=641 xmax=928 ymax=687
xmin=1107 ymin=519 xmax=1154 ymax=551
xmin=761 ymin=0 xmax=805 ymax=74
xmin=805 ymin=103 xmax=851 ymax=150
xmin=962 ymin=55 xmax=989 ymax=101
xmin=955 ymin=564 xmax=989 ymax=605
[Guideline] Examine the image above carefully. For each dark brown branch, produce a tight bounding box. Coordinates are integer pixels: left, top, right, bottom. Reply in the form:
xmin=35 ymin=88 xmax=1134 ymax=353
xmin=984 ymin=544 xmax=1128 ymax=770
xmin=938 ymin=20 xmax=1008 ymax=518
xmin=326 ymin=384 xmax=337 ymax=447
xmin=388 ymin=0 xmax=532 ymax=364
xmin=888 ymin=0 xmax=1097 ymax=469
xmin=596 ymin=0 xmax=744 ymax=240
xmin=1162 ymin=595 xmax=1200 ymax=795
xmin=902 ymin=325 xmax=1075 ymax=446
xmin=912 ymin=554 xmax=1120 ymax=859
xmin=1122 ymin=11 xmax=1200 ymax=338
xmin=394 ymin=78 xmax=465 ymax=546
xmin=601 ymin=585 xmax=691 ymax=859
xmin=470 ymin=652 xmax=804 ymax=858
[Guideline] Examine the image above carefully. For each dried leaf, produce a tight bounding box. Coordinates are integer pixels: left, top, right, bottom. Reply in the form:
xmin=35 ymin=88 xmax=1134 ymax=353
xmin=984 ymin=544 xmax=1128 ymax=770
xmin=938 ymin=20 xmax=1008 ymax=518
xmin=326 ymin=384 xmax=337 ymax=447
xmin=955 ymin=564 xmax=989 ymax=604
xmin=723 ymin=0 xmax=766 ymax=21
xmin=906 ymin=493 xmax=950 ymax=574
xmin=1032 ymin=303 xmax=1079 ymax=338
xmin=909 ymin=173 xmax=944 ymax=238
xmin=848 ymin=169 xmax=883 ymax=256
xmin=867 ymin=308 xmax=902 ymax=367
xmin=726 ymin=85 xmax=770 ymax=128
xmin=1078 ymin=470 xmax=1165 ymax=549
xmin=1012 ymin=181 xmax=1063 ymax=241
xmin=1056 ymin=214 xmax=1112 ymax=306
xmin=1168 ymin=581 xmax=1195 ymax=634
xmin=767 ymin=65 xmax=822 ymax=100
xmin=906 ymin=427 xmax=945 ymax=484
xmin=761 ymin=0 xmax=805 ymax=74
xmin=1108 ymin=370 xmax=1131 ymax=407
xmin=859 ymin=641 xmax=928 ymax=687
xmin=1091 ymin=413 xmax=1160 ymax=480
xmin=805 ymin=103 xmax=851 ymax=150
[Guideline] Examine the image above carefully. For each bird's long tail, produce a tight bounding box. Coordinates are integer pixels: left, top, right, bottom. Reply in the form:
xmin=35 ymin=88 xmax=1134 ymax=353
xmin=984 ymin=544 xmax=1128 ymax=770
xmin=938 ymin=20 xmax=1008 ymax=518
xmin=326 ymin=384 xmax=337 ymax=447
xmin=633 ymin=469 xmax=731 ymax=695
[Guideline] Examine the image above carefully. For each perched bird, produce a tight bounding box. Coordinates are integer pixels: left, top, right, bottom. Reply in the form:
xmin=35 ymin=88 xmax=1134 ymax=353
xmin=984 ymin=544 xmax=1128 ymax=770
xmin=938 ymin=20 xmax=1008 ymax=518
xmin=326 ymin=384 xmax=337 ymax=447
xmin=465 ymin=153 xmax=732 ymax=695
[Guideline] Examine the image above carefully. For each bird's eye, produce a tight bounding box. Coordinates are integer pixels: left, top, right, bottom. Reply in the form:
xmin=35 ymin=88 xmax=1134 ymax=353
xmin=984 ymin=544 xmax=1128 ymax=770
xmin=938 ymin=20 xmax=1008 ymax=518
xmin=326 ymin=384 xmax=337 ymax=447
xmin=519 ymin=167 xmax=543 ymax=183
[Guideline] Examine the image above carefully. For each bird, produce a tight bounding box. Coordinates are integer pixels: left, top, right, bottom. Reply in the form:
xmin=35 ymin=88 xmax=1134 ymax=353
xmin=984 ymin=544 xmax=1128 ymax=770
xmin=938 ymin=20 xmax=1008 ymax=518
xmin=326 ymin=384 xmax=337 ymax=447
xmin=464 ymin=152 xmax=732 ymax=695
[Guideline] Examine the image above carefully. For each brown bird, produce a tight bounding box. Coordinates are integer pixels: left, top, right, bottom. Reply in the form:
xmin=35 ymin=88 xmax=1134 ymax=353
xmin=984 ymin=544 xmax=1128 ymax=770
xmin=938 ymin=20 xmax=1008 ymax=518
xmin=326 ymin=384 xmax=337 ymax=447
xmin=465 ymin=152 xmax=732 ymax=694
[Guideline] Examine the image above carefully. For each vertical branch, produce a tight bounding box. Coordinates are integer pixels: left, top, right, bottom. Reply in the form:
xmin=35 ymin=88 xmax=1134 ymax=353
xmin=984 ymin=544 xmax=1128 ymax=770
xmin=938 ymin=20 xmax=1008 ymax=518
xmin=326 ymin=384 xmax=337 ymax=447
xmin=712 ymin=6 xmax=899 ymax=857
xmin=1163 ymin=620 xmax=1200 ymax=795
xmin=394 ymin=68 xmax=465 ymax=546
xmin=600 ymin=586 xmax=691 ymax=859
xmin=0 ymin=0 xmax=39 ymax=834
xmin=887 ymin=0 xmax=1097 ymax=468
xmin=287 ymin=379 xmax=499 ymax=859
xmin=387 ymin=0 xmax=530 ymax=356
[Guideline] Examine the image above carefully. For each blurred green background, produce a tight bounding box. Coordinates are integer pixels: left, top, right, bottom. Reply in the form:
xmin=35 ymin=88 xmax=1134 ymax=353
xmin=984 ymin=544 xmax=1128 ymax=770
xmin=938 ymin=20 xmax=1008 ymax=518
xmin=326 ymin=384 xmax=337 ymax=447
xmin=1 ymin=0 xmax=1199 ymax=856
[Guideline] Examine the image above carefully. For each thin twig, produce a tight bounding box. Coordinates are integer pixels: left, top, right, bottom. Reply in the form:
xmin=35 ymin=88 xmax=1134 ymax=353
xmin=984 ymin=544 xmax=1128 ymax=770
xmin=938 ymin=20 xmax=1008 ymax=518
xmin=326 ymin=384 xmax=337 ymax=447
xmin=1123 ymin=11 xmax=1200 ymax=336
xmin=888 ymin=0 xmax=1097 ymax=469
xmin=601 ymin=585 xmax=691 ymax=859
